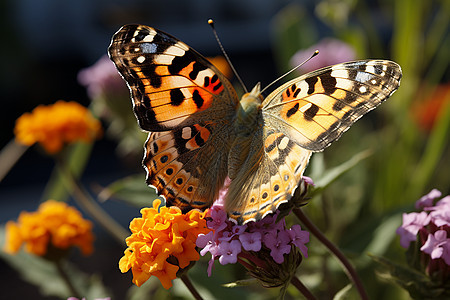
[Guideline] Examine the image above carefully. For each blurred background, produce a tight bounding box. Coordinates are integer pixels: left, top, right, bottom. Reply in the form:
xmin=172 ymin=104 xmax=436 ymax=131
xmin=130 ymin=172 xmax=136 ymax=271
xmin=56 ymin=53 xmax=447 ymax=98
xmin=1 ymin=0 xmax=448 ymax=299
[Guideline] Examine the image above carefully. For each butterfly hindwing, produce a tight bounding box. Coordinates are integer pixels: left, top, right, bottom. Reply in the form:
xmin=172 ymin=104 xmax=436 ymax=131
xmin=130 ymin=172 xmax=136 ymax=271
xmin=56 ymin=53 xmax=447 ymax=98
xmin=226 ymin=126 xmax=311 ymax=224
xmin=108 ymin=24 xmax=238 ymax=131
xmin=143 ymin=121 xmax=232 ymax=212
xmin=262 ymin=60 xmax=402 ymax=151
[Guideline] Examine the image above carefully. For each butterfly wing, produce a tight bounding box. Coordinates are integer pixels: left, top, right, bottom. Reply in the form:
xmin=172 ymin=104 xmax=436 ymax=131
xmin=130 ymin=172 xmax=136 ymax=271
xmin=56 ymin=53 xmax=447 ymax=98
xmin=108 ymin=24 xmax=239 ymax=211
xmin=108 ymin=24 xmax=238 ymax=131
xmin=227 ymin=60 xmax=401 ymax=224
xmin=262 ymin=60 xmax=402 ymax=151
xmin=226 ymin=126 xmax=311 ymax=224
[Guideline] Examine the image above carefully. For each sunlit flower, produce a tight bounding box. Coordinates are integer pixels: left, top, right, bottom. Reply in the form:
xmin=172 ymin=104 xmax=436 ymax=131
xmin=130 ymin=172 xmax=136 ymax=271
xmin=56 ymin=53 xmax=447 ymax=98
xmin=290 ymin=38 xmax=356 ymax=74
xmin=4 ymin=200 xmax=94 ymax=258
xmin=14 ymin=101 xmax=102 ymax=154
xmin=196 ymin=177 xmax=311 ymax=281
xmin=119 ymin=199 xmax=211 ymax=289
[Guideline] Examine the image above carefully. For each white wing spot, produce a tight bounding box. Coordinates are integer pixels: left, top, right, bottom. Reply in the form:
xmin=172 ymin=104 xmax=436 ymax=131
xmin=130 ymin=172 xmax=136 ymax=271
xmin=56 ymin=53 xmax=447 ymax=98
xmin=355 ymin=71 xmax=372 ymax=83
xmin=137 ymin=56 xmax=146 ymax=63
xmin=182 ymin=127 xmax=192 ymax=139
xmin=279 ymin=136 xmax=290 ymax=150
xmin=299 ymin=103 xmax=312 ymax=113
xmin=134 ymin=47 xmax=140 ymax=52
xmin=359 ymin=86 xmax=367 ymax=93
xmin=371 ymin=79 xmax=377 ymax=85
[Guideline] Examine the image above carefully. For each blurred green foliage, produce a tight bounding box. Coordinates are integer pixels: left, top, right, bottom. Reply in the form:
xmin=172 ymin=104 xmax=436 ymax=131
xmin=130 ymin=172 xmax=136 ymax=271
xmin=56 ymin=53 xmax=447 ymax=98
xmin=1 ymin=0 xmax=448 ymax=299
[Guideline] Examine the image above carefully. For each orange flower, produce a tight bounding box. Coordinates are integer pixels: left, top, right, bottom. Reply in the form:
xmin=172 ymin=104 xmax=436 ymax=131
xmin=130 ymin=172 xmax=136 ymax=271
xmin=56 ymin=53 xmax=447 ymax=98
xmin=412 ymin=83 xmax=450 ymax=131
xmin=4 ymin=200 xmax=94 ymax=257
xmin=119 ymin=199 xmax=211 ymax=289
xmin=14 ymin=100 xmax=102 ymax=153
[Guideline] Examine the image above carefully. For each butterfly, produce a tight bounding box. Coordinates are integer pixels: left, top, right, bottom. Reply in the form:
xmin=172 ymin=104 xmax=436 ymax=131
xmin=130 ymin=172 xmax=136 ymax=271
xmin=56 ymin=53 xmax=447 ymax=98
xmin=108 ymin=24 xmax=402 ymax=224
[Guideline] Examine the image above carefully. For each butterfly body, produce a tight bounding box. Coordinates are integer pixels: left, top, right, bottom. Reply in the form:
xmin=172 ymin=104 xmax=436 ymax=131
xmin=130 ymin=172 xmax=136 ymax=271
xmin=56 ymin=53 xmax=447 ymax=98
xmin=109 ymin=24 xmax=402 ymax=224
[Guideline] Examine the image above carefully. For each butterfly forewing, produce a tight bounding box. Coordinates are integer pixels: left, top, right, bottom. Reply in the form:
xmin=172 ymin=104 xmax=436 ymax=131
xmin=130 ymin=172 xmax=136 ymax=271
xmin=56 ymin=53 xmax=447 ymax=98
xmin=108 ymin=24 xmax=239 ymax=132
xmin=262 ymin=60 xmax=402 ymax=151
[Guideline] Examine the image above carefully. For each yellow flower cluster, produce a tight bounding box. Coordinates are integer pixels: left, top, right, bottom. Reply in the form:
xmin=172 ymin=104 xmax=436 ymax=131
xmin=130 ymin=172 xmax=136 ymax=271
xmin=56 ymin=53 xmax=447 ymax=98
xmin=4 ymin=200 xmax=94 ymax=257
xmin=14 ymin=101 xmax=102 ymax=153
xmin=119 ymin=199 xmax=211 ymax=289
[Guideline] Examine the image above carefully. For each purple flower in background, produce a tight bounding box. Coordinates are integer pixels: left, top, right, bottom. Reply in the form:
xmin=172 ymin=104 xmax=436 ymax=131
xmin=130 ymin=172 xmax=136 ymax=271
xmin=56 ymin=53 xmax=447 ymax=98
xmin=290 ymin=38 xmax=356 ymax=74
xmin=396 ymin=212 xmax=430 ymax=248
xmin=78 ymin=55 xmax=126 ymax=99
xmin=428 ymin=196 xmax=450 ymax=227
xmin=415 ymin=189 xmax=442 ymax=209
xmin=420 ymin=230 xmax=450 ymax=265
xmin=397 ymin=189 xmax=450 ymax=270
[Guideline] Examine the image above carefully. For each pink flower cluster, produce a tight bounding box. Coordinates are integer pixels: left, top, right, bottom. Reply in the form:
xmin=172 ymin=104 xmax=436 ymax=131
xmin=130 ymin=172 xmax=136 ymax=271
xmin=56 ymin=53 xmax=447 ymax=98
xmin=196 ymin=189 xmax=309 ymax=276
xmin=396 ymin=189 xmax=450 ymax=265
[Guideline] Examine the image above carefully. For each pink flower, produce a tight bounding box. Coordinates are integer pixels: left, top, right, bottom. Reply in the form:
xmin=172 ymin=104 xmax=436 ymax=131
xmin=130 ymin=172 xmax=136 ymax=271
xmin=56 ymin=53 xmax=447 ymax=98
xmin=415 ymin=189 xmax=442 ymax=209
xmin=239 ymin=232 xmax=262 ymax=251
xmin=78 ymin=55 xmax=126 ymax=99
xmin=396 ymin=212 xmax=430 ymax=248
xmin=264 ymin=230 xmax=292 ymax=264
xmin=288 ymin=225 xmax=309 ymax=258
xmin=218 ymin=240 xmax=242 ymax=265
xmin=290 ymin=38 xmax=356 ymax=74
xmin=428 ymin=196 xmax=450 ymax=227
xmin=420 ymin=230 xmax=450 ymax=265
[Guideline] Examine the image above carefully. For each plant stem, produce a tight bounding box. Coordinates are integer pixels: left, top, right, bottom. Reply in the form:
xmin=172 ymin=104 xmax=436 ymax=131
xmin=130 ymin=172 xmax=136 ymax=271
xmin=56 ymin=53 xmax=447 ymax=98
xmin=293 ymin=208 xmax=368 ymax=300
xmin=56 ymin=157 xmax=128 ymax=245
xmin=290 ymin=275 xmax=317 ymax=300
xmin=0 ymin=140 xmax=28 ymax=182
xmin=180 ymin=274 xmax=203 ymax=300
xmin=55 ymin=259 xmax=81 ymax=298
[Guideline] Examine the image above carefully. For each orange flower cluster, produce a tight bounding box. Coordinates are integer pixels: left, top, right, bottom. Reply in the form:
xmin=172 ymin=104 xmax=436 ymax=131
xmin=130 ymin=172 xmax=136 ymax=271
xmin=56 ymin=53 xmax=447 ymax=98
xmin=4 ymin=200 xmax=94 ymax=257
xmin=119 ymin=199 xmax=211 ymax=289
xmin=14 ymin=100 xmax=102 ymax=153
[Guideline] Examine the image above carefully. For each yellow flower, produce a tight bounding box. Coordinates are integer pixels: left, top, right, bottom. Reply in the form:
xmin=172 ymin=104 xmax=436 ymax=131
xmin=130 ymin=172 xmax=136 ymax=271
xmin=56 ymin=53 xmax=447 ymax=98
xmin=119 ymin=200 xmax=211 ymax=289
xmin=14 ymin=100 xmax=102 ymax=154
xmin=4 ymin=200 xmax=94 ymax=257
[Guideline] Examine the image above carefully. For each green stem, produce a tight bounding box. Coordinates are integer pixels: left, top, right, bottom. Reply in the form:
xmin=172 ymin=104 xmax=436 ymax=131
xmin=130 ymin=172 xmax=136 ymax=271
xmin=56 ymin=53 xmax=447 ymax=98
xmin=180 ymin=274 xmax=203 ymax=300
xmin=55 ymin=157 xmax=128 ymax=245
xmin=55 ymin=259 xmax=81 ymax=298
xmin=293 ymin=208 xmax=368 ymax=300
xmin=290 ymin=275 xmax=317 ymax=300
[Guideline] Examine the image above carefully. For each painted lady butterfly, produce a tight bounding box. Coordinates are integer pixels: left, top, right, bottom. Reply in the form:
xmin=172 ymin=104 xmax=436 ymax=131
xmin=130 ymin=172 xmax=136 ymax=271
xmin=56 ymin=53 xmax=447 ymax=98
xmin=108 ymin=24 xmax=402 ymax=224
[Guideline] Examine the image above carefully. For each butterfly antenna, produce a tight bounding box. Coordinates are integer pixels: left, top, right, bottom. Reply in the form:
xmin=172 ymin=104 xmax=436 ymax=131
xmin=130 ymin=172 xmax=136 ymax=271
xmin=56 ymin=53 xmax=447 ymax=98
xmin=260 ymin=50 xmax=319 ymax=95
xmin=208 ymin=19 xmax=248 ymax=93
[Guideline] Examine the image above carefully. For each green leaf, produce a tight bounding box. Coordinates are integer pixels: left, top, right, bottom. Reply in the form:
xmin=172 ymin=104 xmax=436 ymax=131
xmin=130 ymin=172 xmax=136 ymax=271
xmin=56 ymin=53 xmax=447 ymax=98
xmin=0 ymin=226 xmax=110 ymax=299
xmin=222 ymin=278 xmax=258 ymax=288
xmin=370 ymin=254 xmax=450 ymax=299
xmin=98 ymin=174 xmax=162 ymax=208
xmin=309 ymin=149 xmax=372 ymax=197
xmin=333 ymin=284 xmax=353 ymax=300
